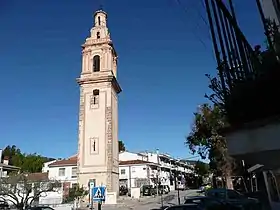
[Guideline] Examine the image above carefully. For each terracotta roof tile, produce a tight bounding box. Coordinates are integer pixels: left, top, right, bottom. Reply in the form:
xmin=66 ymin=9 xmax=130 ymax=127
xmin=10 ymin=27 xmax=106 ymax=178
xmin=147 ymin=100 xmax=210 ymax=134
xmin=26 ymin=172 xmax=49 ymax=181
xmin=119 ymin=160 xmax=157 ymax=165
xmin=49 ymin=157 xmax=77 ymax=167
xmin=68 ymin=155 xmax=77 ymax=160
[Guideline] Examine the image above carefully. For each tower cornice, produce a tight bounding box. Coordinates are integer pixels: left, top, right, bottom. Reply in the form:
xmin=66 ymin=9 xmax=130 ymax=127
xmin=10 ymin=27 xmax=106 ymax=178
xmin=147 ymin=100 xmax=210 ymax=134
xmin=82 ymin=37 xmax=112 ymax=48
xmin=94 ymin=10 xmax=107 ymax=17
xmin=76 ymin=71 xmax=122 ymax=94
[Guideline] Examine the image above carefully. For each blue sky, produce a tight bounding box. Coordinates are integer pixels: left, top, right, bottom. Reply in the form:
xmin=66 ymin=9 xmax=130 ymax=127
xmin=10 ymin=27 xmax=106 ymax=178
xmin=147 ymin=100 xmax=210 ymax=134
xmin=0 ymin=0 xmax=264 ymax=159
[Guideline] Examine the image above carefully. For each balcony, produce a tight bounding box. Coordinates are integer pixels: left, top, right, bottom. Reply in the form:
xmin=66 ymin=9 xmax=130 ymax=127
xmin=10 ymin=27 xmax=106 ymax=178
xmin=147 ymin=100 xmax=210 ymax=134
xmin=205 ymin=0 xmax=280 ymax=168
xmin=160 ymin=162 xmax=172 ymax=169
xmin=0 ymin=163 xmax=20 ymax=178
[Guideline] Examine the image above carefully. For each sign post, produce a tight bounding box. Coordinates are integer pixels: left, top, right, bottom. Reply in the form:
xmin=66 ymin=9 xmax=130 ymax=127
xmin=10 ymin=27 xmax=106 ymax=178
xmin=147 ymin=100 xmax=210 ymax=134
xmin=88 ymin=179 xmax=95 ymax=209
xmin=92 ymin=186 xmax=106 ymax=210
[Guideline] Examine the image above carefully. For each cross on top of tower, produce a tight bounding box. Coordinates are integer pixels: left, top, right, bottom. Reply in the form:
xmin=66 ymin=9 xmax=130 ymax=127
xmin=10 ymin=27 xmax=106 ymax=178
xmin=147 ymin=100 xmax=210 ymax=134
xmin=98 ymin=2 xmax=103 ymax=11
xmin=96 ymin=0 xmax=104 ymax=11
xmin=94 ymin=0 xmax=107 ymax=18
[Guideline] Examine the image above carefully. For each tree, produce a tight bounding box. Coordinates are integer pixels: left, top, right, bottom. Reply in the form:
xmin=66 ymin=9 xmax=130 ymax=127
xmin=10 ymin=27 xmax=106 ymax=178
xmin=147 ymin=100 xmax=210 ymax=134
xmin=63 ymin=184 xmax=88 ymax=206
xmin=186 ymin=103 xmax=234 ymax=189
xmin=194 ymin=161 xmax=209 ymax=178
xmin=2 ymin=145 xmax=21 ymax=158
xmin=118 ymin=140 xmax=126 ymax=152
xmin=1 ymin=145 xmax=55 ymax=173
xmin=0 ymin=173 xmax=61 ymax=210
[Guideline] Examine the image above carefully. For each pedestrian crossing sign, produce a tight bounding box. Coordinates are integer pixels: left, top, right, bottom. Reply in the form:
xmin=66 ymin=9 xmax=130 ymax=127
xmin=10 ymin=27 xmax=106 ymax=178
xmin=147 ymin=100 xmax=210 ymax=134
xmin=92 ymin=186 xmax=106 ymax=202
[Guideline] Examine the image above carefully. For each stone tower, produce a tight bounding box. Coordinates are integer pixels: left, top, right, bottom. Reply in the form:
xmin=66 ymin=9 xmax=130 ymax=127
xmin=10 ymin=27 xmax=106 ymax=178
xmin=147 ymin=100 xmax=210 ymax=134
xmin=76 ymin=9 xmax=121 ymax=202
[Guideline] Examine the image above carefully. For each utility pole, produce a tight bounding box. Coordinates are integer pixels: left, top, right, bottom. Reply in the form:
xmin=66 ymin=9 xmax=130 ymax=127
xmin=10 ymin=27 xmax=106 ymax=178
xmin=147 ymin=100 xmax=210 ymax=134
xmin=0 ymin=149 xmax=2 ymax=179
xmin=176 ymin=165 xmax=180 ymax=205
xmin=156 ymin=173 xmax=159 ymax=196
xmin=156 ymin=149 xmax=160 ymax=197
xmin=146 ymin=150 xmax=150 ymax=186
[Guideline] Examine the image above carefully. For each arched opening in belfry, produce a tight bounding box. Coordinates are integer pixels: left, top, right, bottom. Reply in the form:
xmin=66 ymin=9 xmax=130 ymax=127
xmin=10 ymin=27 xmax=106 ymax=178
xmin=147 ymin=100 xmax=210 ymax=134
xmin=93 ymin=55 xmax=100 ymax=72
xmin=98 ymin=16 xmax=101 ymax=26
xmin=97 ymin=32 xmax=100 ymax=39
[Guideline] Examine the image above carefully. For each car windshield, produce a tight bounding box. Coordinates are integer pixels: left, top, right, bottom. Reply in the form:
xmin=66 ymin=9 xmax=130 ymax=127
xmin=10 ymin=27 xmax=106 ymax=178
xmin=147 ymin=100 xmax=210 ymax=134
xmin=227 ymin=190 xmax=243 ymax=199
xmin=207 ymin=189 xmax=244 ymax=199
xmin=142 ymin=185 xmax=152 ymax=188
xmin=185 ymin=199 xmax=203 ymax=204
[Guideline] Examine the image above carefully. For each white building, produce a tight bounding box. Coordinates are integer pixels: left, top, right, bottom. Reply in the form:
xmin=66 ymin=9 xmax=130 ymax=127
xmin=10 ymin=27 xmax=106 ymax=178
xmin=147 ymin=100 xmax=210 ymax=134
xmin=119 ymin=159 xmax=160 ymax=189
xmin=43 ymin=156 xmax=78 ymax=187
xmin=42 ymin=151 xmax=194 ymax=193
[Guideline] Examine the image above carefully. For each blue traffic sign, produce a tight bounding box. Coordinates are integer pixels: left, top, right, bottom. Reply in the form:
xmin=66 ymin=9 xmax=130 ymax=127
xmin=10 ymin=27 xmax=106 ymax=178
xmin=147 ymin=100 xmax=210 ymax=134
xmin=92 ymin=186 xmax=106 ymax=202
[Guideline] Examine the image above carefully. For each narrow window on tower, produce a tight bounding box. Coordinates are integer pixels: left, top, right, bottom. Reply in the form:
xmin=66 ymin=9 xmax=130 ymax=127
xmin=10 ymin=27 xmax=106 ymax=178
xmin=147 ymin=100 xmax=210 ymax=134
xmin=93 ymin=55 xmax=100 ymax=72
xmin=93 ymin=89 xmax=99 ymax=104
xmin=97 ymin=32 xmax=100 ymax=39
xmin=98 ymin=16 xmax=101 ymax=25
xmin=90 ymin=89 xmax=99 ymax=109
xmin=93 ymin=139 xmax=96 ymax=151
xmin=90 ymin=137 xmax=99 ymax=154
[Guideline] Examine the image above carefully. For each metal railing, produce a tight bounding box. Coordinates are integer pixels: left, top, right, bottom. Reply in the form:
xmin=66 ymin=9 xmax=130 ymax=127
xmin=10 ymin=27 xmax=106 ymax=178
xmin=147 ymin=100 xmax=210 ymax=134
xmin=204 ymin=0 xmax=280 ymax=125
xmin=205 ymin=0 xmax=262 ymax=94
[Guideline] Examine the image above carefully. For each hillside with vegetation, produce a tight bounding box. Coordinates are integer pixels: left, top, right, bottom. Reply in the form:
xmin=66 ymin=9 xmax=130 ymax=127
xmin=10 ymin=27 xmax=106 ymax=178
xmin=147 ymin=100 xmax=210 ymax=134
xmin=1 ymin=145 xmax=55 ymax=173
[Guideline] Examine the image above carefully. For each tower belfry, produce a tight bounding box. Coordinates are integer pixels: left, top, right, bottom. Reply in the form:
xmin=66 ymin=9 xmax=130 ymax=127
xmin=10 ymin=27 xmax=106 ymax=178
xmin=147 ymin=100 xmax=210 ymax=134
xmin=76 ymin=8 xmax=121 ymax=203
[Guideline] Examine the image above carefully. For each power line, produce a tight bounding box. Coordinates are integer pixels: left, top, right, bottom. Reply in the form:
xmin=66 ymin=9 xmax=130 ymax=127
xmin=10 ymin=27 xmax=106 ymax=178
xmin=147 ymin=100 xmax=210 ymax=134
xmin=174 ymin=0 xmax=209 ymax=47
xmin=172 ymin=0 xmax=216 ymax=61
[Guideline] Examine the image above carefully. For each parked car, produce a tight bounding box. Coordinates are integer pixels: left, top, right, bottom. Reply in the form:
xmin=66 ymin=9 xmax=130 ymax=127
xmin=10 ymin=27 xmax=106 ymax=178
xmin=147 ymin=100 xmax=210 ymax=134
xmin=199 ymin=184 xmax=211 ymax=192
xmin=0 ymin=201 xmax=9 ymax=210
xmin=27 ymin=207 xmax=55 ymax=210
xmin=184 ymin=196 xmax=238 ymax=210
xmin=119 ymin=185 xmax=128 ymax=196
xmin=164 ymin=203 xmax=202 ymax=209
xmin=142 ymin=185 xmax=156 ymax=196
xmin=162 ymin=185 xmax=170 ymax=194
xmin=156 ymin=185 xmax=165 ymax=195
xmin=205 ymin=188 xmax=261 ymax=209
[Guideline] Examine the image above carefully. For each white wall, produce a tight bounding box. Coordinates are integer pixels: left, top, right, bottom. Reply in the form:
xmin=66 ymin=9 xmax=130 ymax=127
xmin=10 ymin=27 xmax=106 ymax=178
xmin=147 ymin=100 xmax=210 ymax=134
xmin=39 ymin=190 xmax=63 ymax=205
xmin=159 ymin=170 xmax=170 ymax=186
xmin=47 ymin=165 xmax=78 ymax=185
xmin=0 ymin=183 xmax=63 ymax=206
xmin=119 ymin=151 xmax=147 ymax=161
xmin=226 ymin=122 xmax=280 ymax=156
xmin=147 ymin=153 xmax=159 ymax=164
xmin=42 ymin=160 xmax=57 ymax=173
xmin=119 ymin=164 xmax=152 ymax=188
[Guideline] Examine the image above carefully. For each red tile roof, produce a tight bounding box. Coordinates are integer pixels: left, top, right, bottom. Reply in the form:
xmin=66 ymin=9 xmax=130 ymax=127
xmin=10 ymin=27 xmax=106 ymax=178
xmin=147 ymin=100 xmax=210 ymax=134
xmin=48 ymin=156 xmax=157 ymax=167
xmin=27 ymin=172 xmax=49 ymax=181
xmin=48 ymin=156 xmax=77 ymax=167
xmin=68 ymin=155 xmax=77 ymax=160
xmin=119 ymin=160 xmax=157 ymax=166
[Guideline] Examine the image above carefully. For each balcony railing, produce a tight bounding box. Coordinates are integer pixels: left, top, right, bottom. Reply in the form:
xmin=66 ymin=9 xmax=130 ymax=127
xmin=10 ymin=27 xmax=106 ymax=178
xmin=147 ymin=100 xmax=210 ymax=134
xmin=205 ymin=0 xmax=280 ymax=126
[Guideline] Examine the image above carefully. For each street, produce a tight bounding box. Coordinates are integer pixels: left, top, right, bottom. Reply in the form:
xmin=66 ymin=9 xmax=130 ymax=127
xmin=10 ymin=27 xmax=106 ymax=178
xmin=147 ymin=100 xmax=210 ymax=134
xmin=98 ymin=189 xmax=200 ymax=210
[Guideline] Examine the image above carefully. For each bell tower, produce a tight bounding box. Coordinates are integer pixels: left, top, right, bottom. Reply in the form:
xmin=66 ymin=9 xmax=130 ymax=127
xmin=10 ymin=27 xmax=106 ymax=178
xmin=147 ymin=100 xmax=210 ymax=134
xmin=77 ymin=9 xmax=121 ymax=202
